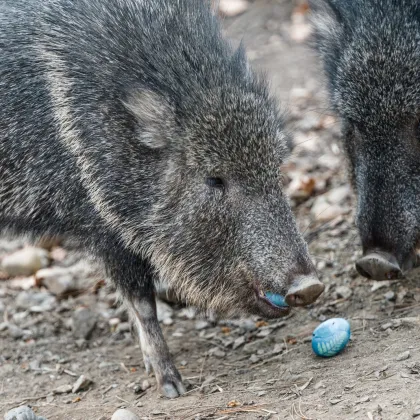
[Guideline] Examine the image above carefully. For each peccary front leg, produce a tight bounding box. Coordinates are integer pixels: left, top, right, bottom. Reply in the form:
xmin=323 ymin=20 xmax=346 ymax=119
xmin=103 ymin=249 xmax=185 ymax=398
xmin=127 ymin=294 xmax=186 ymax=398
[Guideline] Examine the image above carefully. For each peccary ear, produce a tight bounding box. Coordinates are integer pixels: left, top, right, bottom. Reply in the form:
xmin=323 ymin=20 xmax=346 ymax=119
xmin=231 ymin=43 xmax=252 ymax=80
xmin=123 ymin=90 xmax=175 ymax=149
xmin=309 ymin=0 xmax=347 ymax=49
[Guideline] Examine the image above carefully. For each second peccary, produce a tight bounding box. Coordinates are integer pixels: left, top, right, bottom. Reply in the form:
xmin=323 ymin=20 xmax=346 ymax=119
xmin=310 ymin=0 xmax=420 ymax=281
xmin=0 ymin=0 xmax=324 ymax=397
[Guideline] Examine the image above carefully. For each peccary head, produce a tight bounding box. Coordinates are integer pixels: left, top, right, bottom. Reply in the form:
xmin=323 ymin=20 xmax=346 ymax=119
xmin=120 ymin=54 xmax=325 ymax=317
xmin=310 ymin=0 xmax=420 ymax=280
xmin=124 ymin=78 xmax=323 ymax=317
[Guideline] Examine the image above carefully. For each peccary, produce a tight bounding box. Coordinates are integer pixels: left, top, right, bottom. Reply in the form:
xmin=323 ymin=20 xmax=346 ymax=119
xmin=310 ymin=0 xmax=420 ymax=281
xmin=0 ymin=0 xmax=324 ymax=397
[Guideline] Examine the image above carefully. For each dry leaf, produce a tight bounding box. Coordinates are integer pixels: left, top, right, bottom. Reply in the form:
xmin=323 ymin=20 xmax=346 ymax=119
xmin=221 ymin=326 xmax=231 ymax=334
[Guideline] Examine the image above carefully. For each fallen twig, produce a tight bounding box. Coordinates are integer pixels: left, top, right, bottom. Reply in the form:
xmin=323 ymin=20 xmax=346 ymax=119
xmin=0 ymin=394 xmax=48 ymax=406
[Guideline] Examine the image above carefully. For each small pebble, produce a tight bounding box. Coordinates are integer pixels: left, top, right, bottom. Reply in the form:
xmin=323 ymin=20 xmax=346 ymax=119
xmin=384 ymin=291 xmax=396 ymax=301
xmin=335 ymin=286 xmax=352 ymax=300
xmin=156 ymin=299 xmax=173 ymax=322
xmin=290 ymin=87 xmax=311 ymax=101
xmin=8 ymin=324 xmax=26 ymax=339
xmin=412 ymin=406 xmax=420 ymax=417
xmin=162 ymin=317 xmax=173 ymax=326
xmin=272 ymin=343 xmax=285 ymax=355
xmin=29 ymin=360 xmax=41 ymax=371
xmin=218 ymin=0 xmax=249 ymax=17
xmin=109 ymin=318 xmax=121 ymax=331
xmin=35 ymin=266 xmax=79 ymax=296
xmin=1 ymin=247 xmax=49 ymax=277
xmin=141 ymin=379 xmax=151 ymax=391
xmin=325 ymin=185 xmax=350 ymax=204
xmin=72 ymin=307 xmax=97 ymax=340
xmin=72 ymin=375 xmax=93 ymax=393
xmin=12 ymin=311 xmax=28 ymax=324
xmin=4 ymin=405 xmax=46 ymax=420
xmin=329 ymin=398 xmax=343 ymax=405
xmin=256 ymin=329 xmax=272 ymax=338
xmin=249 ymin=354 xmax=260 ymax=364
xmin=395 ymin=351 xmax=410 ymax=361
xmin=115 ymin=322 xmax=130 ymax=333
xmin=54 ymin=384 xmax=72 ymax=394
xmin=99 ymin=362 xmax=120 ymax=371
xmin=212 ymin=349 xmax=226 ymax=358
xmin=16 ymin=291 xmax=56 ymax=312
xmin=75 ymin=338 xmax=87 ymax=349
xmin=238 ymin=319 xmax=256 ymax=332
xmin=311 ymin=196 xmax=347 ymax=222
xmin=243 ymin=337 xmax=271 ymax=354
xmin=195 ymin=320 xmax=209 ymax=330
xmin=45 ymin=395 xmax=54 ymax=404
xmin=111 ymin=409 xmax=140 ymax=420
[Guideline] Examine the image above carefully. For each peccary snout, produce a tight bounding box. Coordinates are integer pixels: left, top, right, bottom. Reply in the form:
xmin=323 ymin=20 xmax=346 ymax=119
xmin=285 ymin=275 xmax=325 ymax=306
xmin=241 ymin=197 xmax=323 ymax=319
xmin=356 ymin=250 xmax=419 ymax=281
xmin=356 ymin=252 xmax=403 ymax=281
xmin=353 ymin=173 xmax=420 ymax=281
xmin=352 ymin=152 xmax=420 ymax=281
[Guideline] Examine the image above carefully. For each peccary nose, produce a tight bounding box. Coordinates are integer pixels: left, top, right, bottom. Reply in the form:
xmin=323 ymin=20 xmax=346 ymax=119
xmin=285 ymin=275 xmax=325 ymax=307
xmin=356 ymin=252 xmax=403 ymax=280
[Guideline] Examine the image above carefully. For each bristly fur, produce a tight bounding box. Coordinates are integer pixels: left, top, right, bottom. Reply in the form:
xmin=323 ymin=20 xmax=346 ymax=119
xmin=0 ymin=0 xmax=313 ymax=314
xmin=310 ymin=0 xmax=420 ymax=269
xmin=0 ymin=0 xmax=317 ymax=396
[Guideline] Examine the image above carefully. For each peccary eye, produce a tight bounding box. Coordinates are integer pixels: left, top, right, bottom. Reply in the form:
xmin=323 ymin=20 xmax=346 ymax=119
xmin=205 ymin=177 xmax=225 ymax=189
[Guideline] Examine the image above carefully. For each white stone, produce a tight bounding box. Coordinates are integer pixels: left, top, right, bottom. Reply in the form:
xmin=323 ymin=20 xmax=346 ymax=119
xmin=311 ymin=196 xmax=346 ymax=222
xmin=72 ymin=375 xmax=93 ymax=393
xmin=35 ymin=267 xmax=77 ymax=296
xmin=4 ymin=405 xmax=46 ymax=420
xmin=1 ymin=247 xmax=49 ymax=277
xmin=218 ymin=0 xmax=249 ymax=17
xmin=325 ymin=185 xmax=350 ymax=205
xmin=335 ymin=286 xmax=352 ymax=299
xmin=156 ymin=299 xmax=173 ymax=322
xmin=111 ymin=409 xmax=140 ymax=420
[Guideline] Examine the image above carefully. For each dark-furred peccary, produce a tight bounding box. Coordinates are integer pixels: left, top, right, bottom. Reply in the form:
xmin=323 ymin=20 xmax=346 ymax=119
xmin=0 ymin=0 xmax=324 ymax=397
xmin=310 ymin=0 xmax=420 ymax=281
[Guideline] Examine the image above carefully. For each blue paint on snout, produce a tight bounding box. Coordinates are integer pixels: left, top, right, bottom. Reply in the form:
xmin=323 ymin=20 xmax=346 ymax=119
xmin=264 ymin=292 xmax=288 ymax=308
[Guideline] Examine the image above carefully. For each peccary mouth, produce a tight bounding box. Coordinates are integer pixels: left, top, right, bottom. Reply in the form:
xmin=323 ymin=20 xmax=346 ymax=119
xmin=254 ymin=284 xmax=291 ymax=317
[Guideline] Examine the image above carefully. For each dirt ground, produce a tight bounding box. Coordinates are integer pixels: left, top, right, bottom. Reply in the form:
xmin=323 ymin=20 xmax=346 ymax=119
xmin=2 ymin=1 xmax=420 ymax=419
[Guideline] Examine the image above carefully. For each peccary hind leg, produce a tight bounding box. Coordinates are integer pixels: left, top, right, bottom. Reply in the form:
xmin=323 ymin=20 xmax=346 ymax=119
xmin=128 ymin=294 xmax=186 ymax=398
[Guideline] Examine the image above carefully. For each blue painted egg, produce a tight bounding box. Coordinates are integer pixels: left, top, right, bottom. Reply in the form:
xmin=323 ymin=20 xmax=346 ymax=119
xmin=312 ymin=318 xmax=351 ymax=357
xmin=264 ymin=292 xmax=288 ymax=308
